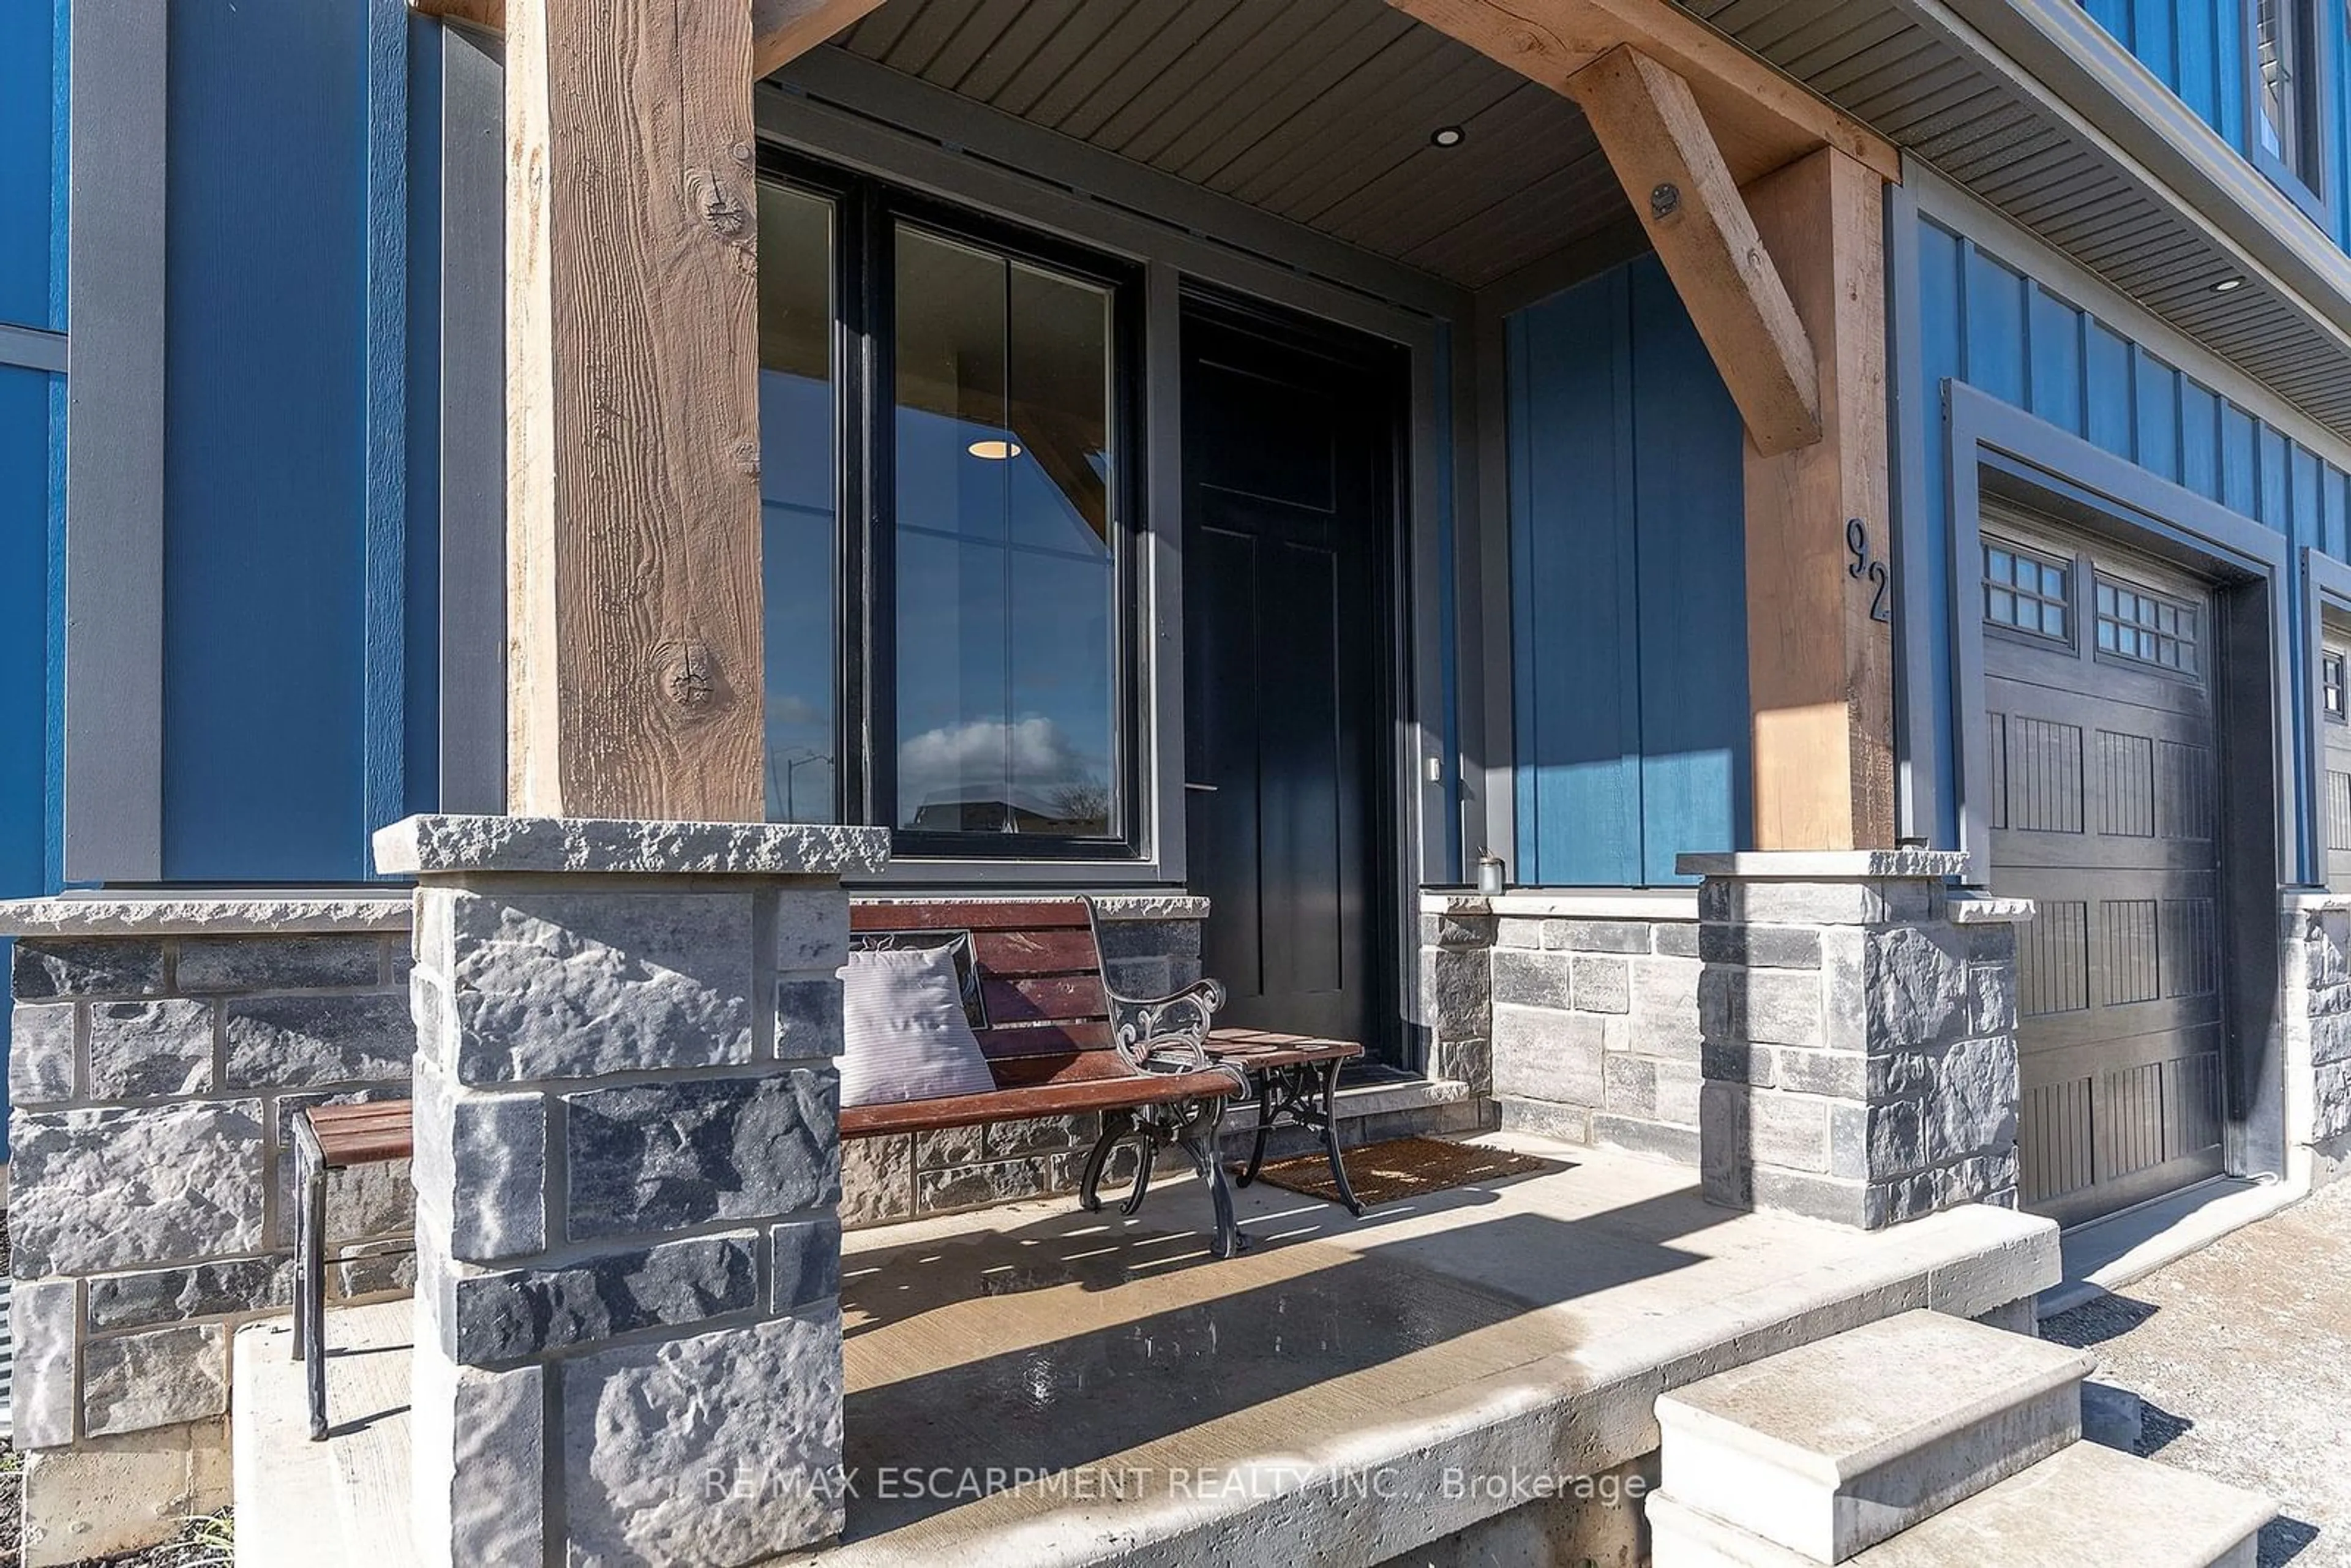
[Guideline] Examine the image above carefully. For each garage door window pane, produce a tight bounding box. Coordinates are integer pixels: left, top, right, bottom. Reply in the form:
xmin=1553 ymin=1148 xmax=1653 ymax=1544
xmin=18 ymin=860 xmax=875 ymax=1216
xmin=1983 ymin=541 xmax=2069 ymax=643
xmin=2095 ymin=575 xmax=2199 ymax=675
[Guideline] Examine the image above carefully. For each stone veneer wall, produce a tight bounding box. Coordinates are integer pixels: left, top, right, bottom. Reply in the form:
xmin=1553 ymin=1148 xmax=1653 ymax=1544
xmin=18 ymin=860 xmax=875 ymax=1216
xmin=1 ymin=895 xmax=419 ymax=1564
xmin=2281 ymin=894 xmax=2351 ymax=1190
xmin=1420 ymin=895 xmax=1705 ymax=1165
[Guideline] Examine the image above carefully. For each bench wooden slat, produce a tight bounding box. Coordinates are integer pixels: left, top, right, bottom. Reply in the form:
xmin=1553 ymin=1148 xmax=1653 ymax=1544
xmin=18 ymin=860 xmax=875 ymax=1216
xmin=970 ymin=928 xmax=1100 ymax=975
xmin=978 ymin=973 xmax=1106 ymax=1025
xmin=972 ymin=1021 xmax=1113 ymax=1059
xmin=850 ymin=899 xmax=1091 ymax=933
xmin=984 ymin=1050 xmax=1144 ymax=1088
xmin=304 ymin=1102 xmax=416 ymax=1168
xmin=1205 ymin=1029 xmax=1363 ymax=1071
xmin=839 ymin=1065 xmax=1234 ymax=1138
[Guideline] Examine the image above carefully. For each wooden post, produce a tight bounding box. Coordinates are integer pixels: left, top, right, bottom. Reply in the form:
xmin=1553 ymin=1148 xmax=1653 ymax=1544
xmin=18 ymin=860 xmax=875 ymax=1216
xmin=505 ymin=0 xmax=763 ymax=820
xmin=1569 ymin=46 xmax=1821 ymax=456
xmin=1741 ymin=147 xmax=1897 ymax=850
xmin=409 ymin=0 xmax=894 ymax=81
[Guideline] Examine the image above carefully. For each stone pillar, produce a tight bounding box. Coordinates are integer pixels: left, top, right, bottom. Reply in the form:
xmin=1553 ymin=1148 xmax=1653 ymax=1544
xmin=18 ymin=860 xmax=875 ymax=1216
xmin=1682 ymin=852 xmax=2027 ymax=1229
xmin=373 ymin=815 xmax=888 ymax=1568
xmin=2280 ymin=892 xmax=2351 ymax=1191
xmin=1420 ymin=898 xmax=1495 ymax=1095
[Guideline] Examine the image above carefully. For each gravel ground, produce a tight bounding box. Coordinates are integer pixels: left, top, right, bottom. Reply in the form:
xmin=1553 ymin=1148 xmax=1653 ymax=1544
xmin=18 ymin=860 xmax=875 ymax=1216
xmin=2044 ymin=1176 xmax=2351 ymax=1568
xmin=0 ymin=1439 xmax=231 ymax=1568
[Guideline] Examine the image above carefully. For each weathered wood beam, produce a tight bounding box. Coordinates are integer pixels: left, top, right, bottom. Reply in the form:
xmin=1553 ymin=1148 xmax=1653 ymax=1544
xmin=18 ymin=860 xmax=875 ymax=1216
xmin=505 ymin=0 xmax=763 ymax=819
xmin=1741 ymin=147 xmax=1897 ymax=850
xmin=752 ymin=0 xmax=892 ymax=79
xmin=1389 ymin=0 xmax=1899 ymax=185
xmin=1570 ymin=46 xmax=1820 ymax=455
xmin=409 ymin=0 xmax=504 ymax=31
xmin=408 ymin=0 xmax=891 ymax=80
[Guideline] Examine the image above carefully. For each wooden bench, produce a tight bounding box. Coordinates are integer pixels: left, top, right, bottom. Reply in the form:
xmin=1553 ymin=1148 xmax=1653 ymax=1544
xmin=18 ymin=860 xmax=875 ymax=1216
xmin=844 ymin=898 xmax=1248 ymax=1257
xmin=290 ymin=1099 xmax=416 ymax=1440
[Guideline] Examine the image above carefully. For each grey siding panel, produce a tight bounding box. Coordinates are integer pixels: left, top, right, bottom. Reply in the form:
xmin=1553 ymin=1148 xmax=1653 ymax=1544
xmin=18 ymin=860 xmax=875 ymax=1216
xmin=62 ymin=0 xmax=169 ymax=880
xmin=436 ymin=25 xmax=506 ymax=817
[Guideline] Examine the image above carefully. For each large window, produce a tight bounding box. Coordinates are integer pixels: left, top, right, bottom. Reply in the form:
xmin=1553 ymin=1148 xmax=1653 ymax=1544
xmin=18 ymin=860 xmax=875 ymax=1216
xmin=757 ymin=159 xmax=1139 ymax=857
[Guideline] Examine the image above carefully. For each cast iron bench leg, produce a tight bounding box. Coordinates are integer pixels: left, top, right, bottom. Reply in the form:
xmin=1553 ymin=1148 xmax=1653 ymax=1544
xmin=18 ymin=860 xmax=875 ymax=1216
xmin=1120 ymin=1135 xmax=1157 ymax=1217
xmin=1236 ymin=1074 xmax=1275 ymax=1188
xmin=1076 ymin=1109 xmax=1130 ymax=1214
xmin=1176 ymin=1102 xmax=1245 ymax=1259
xmin=294 ymin=1118 xmax=330 ymax=1439
xmin=1319 ymin=1060 xmax=1363 ymax=1217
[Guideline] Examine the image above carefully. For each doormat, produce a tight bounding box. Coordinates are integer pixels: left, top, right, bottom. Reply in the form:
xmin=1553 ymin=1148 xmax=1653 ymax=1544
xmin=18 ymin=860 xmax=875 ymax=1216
xmin=1251 ymin=1136 xmax=1558 ymax=1209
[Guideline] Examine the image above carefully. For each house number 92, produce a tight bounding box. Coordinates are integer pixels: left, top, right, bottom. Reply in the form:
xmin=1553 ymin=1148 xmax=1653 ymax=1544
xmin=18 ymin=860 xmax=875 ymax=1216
xmin=1846 ymin=518 xmax=1893 ymax=626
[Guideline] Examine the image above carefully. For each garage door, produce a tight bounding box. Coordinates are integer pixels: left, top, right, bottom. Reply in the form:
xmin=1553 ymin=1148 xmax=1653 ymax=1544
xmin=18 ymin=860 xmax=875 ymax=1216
xmin=2320 ymin=627 xmax=2351 ymax=891
xmin=1981 ymin=506 xmax=2227 ymax=1226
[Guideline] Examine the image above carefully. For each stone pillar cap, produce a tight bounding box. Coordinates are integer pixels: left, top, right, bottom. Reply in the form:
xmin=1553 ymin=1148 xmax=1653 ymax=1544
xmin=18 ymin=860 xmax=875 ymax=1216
xmin=1675 ymin=849 xmax=1971 ymax=880
xmin=0 ymin=890 xmax=413 ymax=938
xmin=372 ymin=814 xmax=893 ymax=877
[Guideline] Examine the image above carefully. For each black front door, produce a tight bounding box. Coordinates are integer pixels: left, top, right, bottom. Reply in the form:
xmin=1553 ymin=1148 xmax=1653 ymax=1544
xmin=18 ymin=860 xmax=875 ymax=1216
xmin=1182 ymin=298 xmax=1396 ymax=1057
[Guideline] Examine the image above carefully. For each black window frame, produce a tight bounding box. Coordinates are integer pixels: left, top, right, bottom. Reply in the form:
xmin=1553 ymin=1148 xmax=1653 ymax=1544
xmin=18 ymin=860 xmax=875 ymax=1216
xmin=758 ymin=147 xmax=1150 ymax=861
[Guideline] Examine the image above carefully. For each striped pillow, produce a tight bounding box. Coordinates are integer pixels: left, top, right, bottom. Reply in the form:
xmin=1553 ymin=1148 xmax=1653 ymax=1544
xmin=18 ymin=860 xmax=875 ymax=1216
xmin=838 ymin=944 xmax=997 ymax=1108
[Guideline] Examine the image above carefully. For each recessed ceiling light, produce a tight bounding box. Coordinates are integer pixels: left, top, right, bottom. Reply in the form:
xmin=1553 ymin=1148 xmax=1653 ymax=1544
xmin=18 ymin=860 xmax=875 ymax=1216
xmin=967 ymin=438 xmax=1024 ymax=460
xmin=2212 ymin=276 xmax=2245 ymax=293
xmin=1431 ymin=126 xmax=1465 ymax=148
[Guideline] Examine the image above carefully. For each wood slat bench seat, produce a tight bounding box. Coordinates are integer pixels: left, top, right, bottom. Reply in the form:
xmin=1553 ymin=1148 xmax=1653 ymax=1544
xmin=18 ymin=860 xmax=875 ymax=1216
xmin=836 ymin=1052 xmax=1231 ymax=1139
xmin=845 ymin=898 xmax=1245 ymax=1255
xmin=1203 ymin=1030 xmax=1367 ymax=1215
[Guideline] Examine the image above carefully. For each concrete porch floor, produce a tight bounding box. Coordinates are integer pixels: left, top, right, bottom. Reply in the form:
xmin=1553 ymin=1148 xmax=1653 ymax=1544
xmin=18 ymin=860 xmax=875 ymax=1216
xmin=232 ymin=1134 xmax=2058 ymax=1568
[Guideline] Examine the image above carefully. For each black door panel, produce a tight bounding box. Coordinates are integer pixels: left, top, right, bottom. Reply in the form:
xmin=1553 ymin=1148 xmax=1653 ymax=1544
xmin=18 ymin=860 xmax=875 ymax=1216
xmin=1182 ymin=306 xmax=1392 ymax=1056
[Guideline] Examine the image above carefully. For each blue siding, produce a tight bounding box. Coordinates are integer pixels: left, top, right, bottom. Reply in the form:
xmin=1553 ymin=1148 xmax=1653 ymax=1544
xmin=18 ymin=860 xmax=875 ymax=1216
xmin=1509 ymin=255 xmax=1749 ymax=887
xmin=2091 ymin=0 xmax=2250 ymax=158
xmin=0 ymin=0 xmax=54 ymax=331
xmin=161 ymin=0 xmax=378 ymax=880
xmin=2 ymin=367 xmax=56 ymax=1150
xmin=1908 ymin=213 xmax=2351 ymax=852
xmin=1 ymin=1 xmax=64 ymax=1157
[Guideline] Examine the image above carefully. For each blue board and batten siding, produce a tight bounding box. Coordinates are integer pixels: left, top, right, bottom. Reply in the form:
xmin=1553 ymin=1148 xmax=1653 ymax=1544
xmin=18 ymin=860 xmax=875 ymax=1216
xmin=0 ymin=0 xmax=67 ymax=1153
xmin=160 ymin=0 xmax=438 ymax=882
xmin=1508 ymin=255 xmax=1751 ymax=888
xmin=1906 ymin=209 xmax=2351 ymax=850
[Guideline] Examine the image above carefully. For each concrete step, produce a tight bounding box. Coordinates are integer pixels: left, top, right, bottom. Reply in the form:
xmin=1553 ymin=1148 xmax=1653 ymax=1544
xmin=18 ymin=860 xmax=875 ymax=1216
xmin=231 ymin=1302 xmax=417 ymax=1568
xmin=1654 ymin=1309 xmax=2093 ymax=1562
xmin=1650 ymin=1441 xmax=2276 ymax=1568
